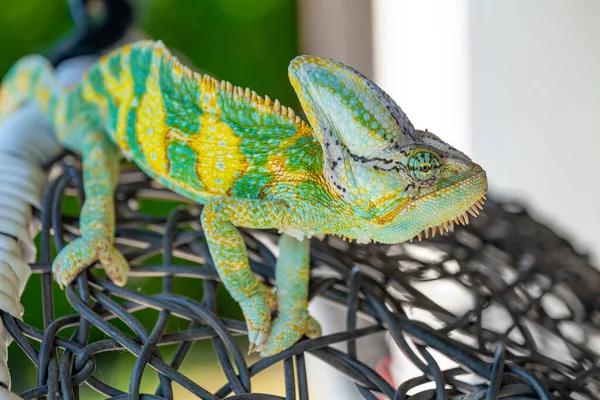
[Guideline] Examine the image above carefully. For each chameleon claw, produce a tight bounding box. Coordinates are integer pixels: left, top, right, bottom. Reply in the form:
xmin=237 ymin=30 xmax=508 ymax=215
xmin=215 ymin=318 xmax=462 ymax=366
xmin=245 ymin=315 xmax=270 ymax=351
xmin=247 ymin=327 xmax=259 ymax=349
xmin=255 ymin=330 xmax=269 ymax=348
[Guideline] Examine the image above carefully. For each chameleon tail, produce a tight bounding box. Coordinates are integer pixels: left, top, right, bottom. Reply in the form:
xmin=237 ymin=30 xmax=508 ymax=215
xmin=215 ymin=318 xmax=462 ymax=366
xmin=0 ymin=55 xmax=63 ymax=122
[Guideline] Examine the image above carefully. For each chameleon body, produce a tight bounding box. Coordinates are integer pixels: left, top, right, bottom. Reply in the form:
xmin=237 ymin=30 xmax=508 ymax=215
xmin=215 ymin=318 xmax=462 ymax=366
xmin=0 ymin=40 xmax=487 ymax=356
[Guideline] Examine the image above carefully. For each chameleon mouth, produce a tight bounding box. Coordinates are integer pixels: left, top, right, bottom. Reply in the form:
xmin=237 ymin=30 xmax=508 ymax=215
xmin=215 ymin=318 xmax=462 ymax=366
xmin=409 ymin=195 xmax=486 ymax=242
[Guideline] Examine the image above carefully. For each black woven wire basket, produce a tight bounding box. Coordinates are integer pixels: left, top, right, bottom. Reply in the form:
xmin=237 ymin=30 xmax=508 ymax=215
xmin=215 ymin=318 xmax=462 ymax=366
xmin=4 ymin=152 xmax=600 ymax=399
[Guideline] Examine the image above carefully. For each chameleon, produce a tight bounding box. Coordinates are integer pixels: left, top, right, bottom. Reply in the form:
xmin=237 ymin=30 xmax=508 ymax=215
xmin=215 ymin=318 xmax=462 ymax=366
xmin=0 ymin=40 xmax=487 ymax=356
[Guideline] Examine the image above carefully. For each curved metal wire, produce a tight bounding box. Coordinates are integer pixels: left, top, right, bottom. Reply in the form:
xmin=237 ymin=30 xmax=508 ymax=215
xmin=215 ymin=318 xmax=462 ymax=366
xmin=5 ymin=154 xmax=600 ymax=399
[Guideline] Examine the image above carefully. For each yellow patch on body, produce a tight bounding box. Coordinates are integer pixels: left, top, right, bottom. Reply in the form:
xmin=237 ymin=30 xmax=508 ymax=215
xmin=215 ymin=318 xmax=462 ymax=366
xmin=81 ymin=80 xmax=108 ymax=112
xmin=188 ymin=114 xmax=248 ymax=194
xmin=36 ymin=87 xmax=52 ymax=115
xmin=53 ymin=98 xmax=67 ymax=130
xmin=136 ymin=77 xmax=169 ymax=174
xmin=81 ymin=68 xmax=128 ymax=147
xmin=266 ymin=154 xmax=312 ymax=184
xmin=0 ymin=87 xmax=11 ymax=113
xmin=88 ymin=47 xmax=135 ymax=154
xmin=15 ymin=71 xmax=31 ymax=95
xmin=111 ymin=67 xmax=134 ymax=154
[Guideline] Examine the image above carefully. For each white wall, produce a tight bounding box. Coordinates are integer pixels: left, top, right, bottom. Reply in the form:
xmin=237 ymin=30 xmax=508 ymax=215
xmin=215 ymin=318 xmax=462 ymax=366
xmin=373 ymin=0 xmax=600 ymax=265
xmin=469 ymin=0 xmax=600 ymax=265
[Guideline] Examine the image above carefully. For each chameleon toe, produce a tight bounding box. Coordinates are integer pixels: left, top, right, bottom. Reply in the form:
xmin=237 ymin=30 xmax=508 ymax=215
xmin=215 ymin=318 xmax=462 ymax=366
xmin=52 ymin=237 xmax=98 ymax=286
xmin=240 ymin=291 xmax=273 ymax=352
xmin=99 ymin=246 xmax=129 ymax=286
xmin=258 ymin=308 xmax=320 ymax=357
xmin=53 ymin=236 xmax=129 ymax=286
xmin=306 ymin=315 xmax=322 ymax=339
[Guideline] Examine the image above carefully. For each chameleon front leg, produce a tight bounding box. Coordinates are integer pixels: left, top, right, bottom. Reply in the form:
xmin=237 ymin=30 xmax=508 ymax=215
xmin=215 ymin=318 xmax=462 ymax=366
xmin=258 ymin=233 xmax=321 ymax=357
xmin=52 ymin=131 xmax=129 ymax=286
xmin=201 ymin=198 xmax=321 ymax=354
xmin=201 ymin=198 xmax=283 ymax=350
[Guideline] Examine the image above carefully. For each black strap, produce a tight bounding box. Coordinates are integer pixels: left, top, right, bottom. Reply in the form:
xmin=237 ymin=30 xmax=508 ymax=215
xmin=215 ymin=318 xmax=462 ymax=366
xmin=48 ymin=0 xmax=133 ymax=66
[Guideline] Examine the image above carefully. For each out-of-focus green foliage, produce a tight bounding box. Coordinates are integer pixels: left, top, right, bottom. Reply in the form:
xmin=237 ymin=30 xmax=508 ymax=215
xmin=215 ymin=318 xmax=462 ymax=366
xmin=0 ymin=0 xmax=300 ymax=108
xmin=133 ymin=0 xmax=300 ymax=108
xmin=0 ymin=1 xmax=71 ymax=74
xmin=2 ymin=0 xmax=297 ymax=396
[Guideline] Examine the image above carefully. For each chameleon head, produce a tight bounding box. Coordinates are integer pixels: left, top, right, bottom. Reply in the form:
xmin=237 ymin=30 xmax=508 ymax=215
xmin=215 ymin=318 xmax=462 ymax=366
xmin=369 ymin=129 xmax=488 ymax=243
xmin=288 ymin=55 xmax=487 ymax=244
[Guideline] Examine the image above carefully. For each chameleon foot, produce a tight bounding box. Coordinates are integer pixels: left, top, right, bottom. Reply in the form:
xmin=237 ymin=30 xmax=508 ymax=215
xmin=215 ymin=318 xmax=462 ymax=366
xmin=52 ymin=236 xmax=129 ymax=287
xmin=242 ymin=283 xmax=277 ymax=354
xmin=258 ymin=308 xmax=321 ymax=357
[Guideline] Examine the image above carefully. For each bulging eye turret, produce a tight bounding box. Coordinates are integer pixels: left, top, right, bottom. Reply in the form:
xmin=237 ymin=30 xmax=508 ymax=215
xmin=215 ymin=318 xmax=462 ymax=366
xmin=407 ymin=150 xmax=442 ymax=186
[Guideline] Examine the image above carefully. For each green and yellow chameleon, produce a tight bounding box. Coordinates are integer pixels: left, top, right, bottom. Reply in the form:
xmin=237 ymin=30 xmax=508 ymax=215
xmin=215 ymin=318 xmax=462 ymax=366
xmin=0 ymin=40 xmax=486 ymax=356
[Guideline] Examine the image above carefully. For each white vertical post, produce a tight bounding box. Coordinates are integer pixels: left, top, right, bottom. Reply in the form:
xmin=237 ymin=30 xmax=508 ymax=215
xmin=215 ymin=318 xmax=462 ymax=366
xmin=298 ymin=0 xmax=373 ymax=77
xmin=371 ymin=0 xmax=473 ymax=387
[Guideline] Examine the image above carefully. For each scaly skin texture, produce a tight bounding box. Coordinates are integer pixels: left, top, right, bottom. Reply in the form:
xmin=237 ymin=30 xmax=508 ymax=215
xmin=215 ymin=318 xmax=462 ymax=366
xmin=0 ymin=40 xmax=487 ymax=356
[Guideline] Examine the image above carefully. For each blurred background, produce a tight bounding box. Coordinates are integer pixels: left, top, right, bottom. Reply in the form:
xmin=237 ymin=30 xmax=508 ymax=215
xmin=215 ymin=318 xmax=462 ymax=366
xmin=2 ymin=0 xmax=599 ymax=398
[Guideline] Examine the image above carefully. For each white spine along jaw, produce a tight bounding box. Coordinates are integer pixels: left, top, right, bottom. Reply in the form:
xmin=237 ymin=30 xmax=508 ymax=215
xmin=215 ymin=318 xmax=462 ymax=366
xmin=409 ymin=195 xmax=486 ymax=242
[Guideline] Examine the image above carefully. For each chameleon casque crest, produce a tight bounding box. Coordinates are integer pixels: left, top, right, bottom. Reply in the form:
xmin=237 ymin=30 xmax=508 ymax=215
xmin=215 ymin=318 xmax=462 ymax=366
xmin=0 ymin=40 xmax=487 ymax=356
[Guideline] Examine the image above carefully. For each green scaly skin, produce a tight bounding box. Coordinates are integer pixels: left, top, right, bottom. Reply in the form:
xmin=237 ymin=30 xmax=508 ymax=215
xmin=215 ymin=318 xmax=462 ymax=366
xmin=0 ymin=40 xmax=487 ymax=356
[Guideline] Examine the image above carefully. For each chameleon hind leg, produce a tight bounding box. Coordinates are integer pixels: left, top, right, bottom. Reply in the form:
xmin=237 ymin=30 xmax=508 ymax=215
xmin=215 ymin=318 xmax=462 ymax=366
xmin=52 ymin=130 xmax=129 ymax=286
xmin=258 ymin=234 xmax=320 ymax=356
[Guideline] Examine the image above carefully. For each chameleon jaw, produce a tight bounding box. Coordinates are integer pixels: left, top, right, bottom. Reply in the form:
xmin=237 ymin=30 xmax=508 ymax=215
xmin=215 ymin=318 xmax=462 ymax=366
xmin=409 ymin=195 xmax=486 ymax=242
xmin=331 ymin=195 xmax=485 ymax=245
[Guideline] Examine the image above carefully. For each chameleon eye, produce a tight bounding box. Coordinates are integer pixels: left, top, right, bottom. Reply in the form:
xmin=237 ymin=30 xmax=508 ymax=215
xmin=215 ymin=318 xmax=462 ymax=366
xmin=407 ymin=150 xmax=442 ymax=185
